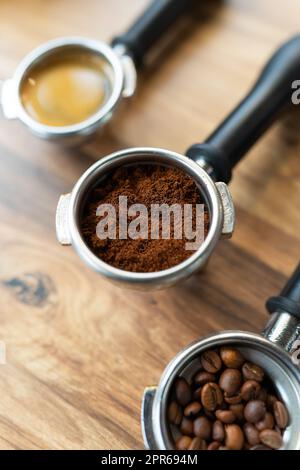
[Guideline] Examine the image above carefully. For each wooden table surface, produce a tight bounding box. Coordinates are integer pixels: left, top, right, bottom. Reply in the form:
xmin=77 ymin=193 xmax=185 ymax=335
xmin=0 ymin=0 xmax=299 ymax=450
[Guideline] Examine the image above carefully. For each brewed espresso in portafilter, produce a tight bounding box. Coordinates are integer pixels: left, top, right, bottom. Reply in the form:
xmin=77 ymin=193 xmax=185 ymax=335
xmin=21 ymin=50 xmax=110 ymax=126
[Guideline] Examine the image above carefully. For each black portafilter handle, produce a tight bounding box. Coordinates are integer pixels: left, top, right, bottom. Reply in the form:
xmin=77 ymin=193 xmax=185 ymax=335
xmin=186 ymin=35 xmax=300 ymax=183
xmin=266 ymin=264 xmax=300 ymax=320
xmin=111 ymin=0 xmax=196 ymax=68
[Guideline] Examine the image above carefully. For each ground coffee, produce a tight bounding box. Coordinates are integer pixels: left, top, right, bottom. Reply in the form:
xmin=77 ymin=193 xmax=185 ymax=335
xmin=80 ymin=164 xmax=210 ymax=272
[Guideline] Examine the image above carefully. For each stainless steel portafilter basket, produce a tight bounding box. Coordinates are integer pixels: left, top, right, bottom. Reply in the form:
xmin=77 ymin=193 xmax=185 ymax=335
xmin=1 ymin=37 xmax=130 ymax=142
xmin=0 ymin=0 xmax=198 ymax=142
xmin=57 ymin=36 xmax=300 ymax=289
xmin=142 ymin=264 xmax=300 ymax=450
xmin=56 ymin=147 xmax=234 ymax=290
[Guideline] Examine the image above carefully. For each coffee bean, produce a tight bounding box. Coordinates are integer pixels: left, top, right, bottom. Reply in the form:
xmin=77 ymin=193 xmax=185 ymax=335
xmin=241 ymin=380 xmax=261 ymax=401
xmin=194 ymin=371 xmax=216 ymax=386
xmin=201 ymin=350 xmax=222 ymax=374
xmin=193 ymin=416 xmax=212 ymax=440
xmin=244 ymin=400 xmax=266 ymax=423
xmin=168 ymin=401 xmax=183 ymax=425
xmin=274 ymin=401 xmax=289 ymax=429
xmin=212 ymin=420 xmax=225 ymax=442
xmin=168 ymin=348 xmax=288 ymax=451
xmin=256 ymin=412 xmax=274 ymax=431
xmin=188 ymin=437 xmax=207 ymax=450
xmin=175 ymin=378 xmax=191 ymax=406
xmin=224 ymin=392 xmax=242 ymax=405
xmin=243 ymin=423 xmax=260 ymax=446
xmin=215 ymin=410 xmax=236 ymax=424
xmin=220 ymin=347 xmax=245 ymax=369
xmin=229 ymin=404 xmax=245 ymax=422
xmin=266 ymin=394 xmax=277 ymax=410
xmin=201 ymin=383 xmax=223 ymax=411
xmin=258 ymin=388 xmax=267 ymax=402
xmin=180 ymin=417 xmax=194 ymax=436
xmin=184 ymin=402 xmax=202 ymax=419
xmin=274 ymin=425 xmax=281 ymax=436
xmin=225 ymin=424 xmax=244 ymax=450
xmin=242 ymin=362 xmax=264 ymax=382
xmin=192 ymin=387 xmax=202 ymax=401
xmin=207 ymin=441 xmax=221 ymax=450
xmin=219 ymin=369 xmax=242 ymax=395
xmin=176 ymin=435 xmax=192 ymax=450
xmin=250 ymin=444 xmax=272 ymax=450
xmin=259 ymin=429 xmax=283 ymax=449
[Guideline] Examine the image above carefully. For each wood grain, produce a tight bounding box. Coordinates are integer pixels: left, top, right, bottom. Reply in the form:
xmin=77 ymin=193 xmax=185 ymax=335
xmin=0 ymin=0 xmax=299 ymax=450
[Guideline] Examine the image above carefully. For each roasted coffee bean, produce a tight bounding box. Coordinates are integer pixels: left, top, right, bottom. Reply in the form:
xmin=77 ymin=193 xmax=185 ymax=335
xmin=176 ymin=436 xmax=192 ymax=450
xmin=229 ymin=404 xmax=245 ymax=422
xmin=224 ymin=392 xmax=242 ymax=405
xmin=242 ymin=362 xmax=264 ymax=382
xmin=193 ymin=416 xmax=212 ymax=440
xmin=188 ymin=437 xmax=207 ymax=450
xmin=194 ymin=371 xmax=216 ymax=386
xmin=180 ymin=417 xmax=194 ymax=436
xmin=175 ymin=378 xmax=191 ymax=406
xmin=274 ymin=425 xmax=281 ymax=436
xmin=244 ymin=400 xmax=266 ymax=423
xmin=255 ymin=412 xmax=274 ymax=431
xmin=250 ymin=444 xmax=272 ymax=450
xmin=212 ymin=420 xmax=225 ymax=442
xmin=243 ymin=423 xmax=260 ymax=446
xmin=201 ymin=383 xmax=223 ymax=411
xmin=215 ymin=409 xmax=236 ymax=424
xmin=258 ymin=388 xmax=267 ymax=403
xmin=168 ymin=401 xmax=183 ymax=425
xmin=241 ymin=380 xmax=261 ymax=401
xmin=225 ymin=424 xmax=244 ymax=450
xmin=169 ymin=348 xmax=288 ymax=451
xmin=219 ymin=369 xmax=242 ymax=395
xmin=220 ymin=347 xmax=245 ymax=369
xmin=184 ymin=401 xmax=202 ymax=418
xmin=201 ymin=350 xmax=222 ymax=373
xmin=266 ymin=394 xmax=277 ymax=410
xmin=259 ymin=429 xmax=283 ymax=449
xmin=207 ymin=441 xmax=221 ymax=451
xmin=193 ymin=387 xmax=202 ymax=401
xmin=274 ymin=401 xmax=289 ymax=429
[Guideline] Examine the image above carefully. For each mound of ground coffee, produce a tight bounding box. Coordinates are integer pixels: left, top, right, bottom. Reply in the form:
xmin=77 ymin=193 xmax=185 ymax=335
xmin=80 ymin=164 xmax=210 ymax=273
